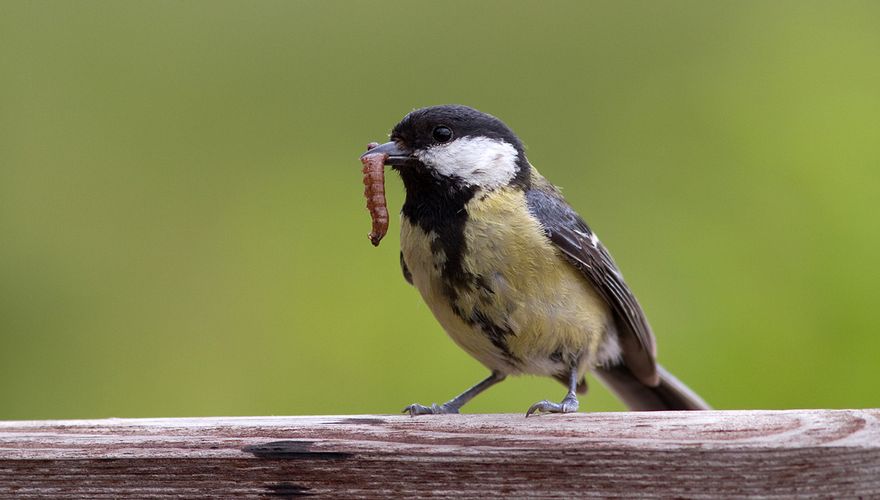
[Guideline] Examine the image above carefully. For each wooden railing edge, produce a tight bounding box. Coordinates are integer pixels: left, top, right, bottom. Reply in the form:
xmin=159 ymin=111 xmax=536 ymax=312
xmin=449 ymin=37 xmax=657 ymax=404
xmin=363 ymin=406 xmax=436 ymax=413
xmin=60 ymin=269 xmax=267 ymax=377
xmin=1 ymin=409 xmax=878 ymax=498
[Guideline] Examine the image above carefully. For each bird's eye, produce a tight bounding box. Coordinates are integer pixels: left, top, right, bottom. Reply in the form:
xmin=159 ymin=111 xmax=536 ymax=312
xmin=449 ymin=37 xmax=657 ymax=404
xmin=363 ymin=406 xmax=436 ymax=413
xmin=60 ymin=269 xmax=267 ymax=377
xmin=432 ymin=126 xmax=453 ymax=143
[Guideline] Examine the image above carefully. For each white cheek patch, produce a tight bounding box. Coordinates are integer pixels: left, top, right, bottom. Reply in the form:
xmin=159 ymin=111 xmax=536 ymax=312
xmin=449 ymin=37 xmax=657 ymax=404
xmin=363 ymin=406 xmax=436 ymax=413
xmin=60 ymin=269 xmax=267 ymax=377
xmin=417 ymin=137 xmax=519 ymax=190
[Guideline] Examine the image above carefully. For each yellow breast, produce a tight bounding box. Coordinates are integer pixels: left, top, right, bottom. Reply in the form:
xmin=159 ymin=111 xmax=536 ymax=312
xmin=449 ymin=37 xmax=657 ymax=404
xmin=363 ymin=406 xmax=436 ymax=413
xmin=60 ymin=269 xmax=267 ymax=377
xmin=400 ymin=186 xmax=613 ymax=377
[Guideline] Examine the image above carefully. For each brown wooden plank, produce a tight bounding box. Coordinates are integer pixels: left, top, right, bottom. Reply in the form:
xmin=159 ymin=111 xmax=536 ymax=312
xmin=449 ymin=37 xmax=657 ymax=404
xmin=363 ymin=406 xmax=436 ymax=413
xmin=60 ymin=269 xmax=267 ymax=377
xmin=1 ymin=409 xmax=878 ymax=498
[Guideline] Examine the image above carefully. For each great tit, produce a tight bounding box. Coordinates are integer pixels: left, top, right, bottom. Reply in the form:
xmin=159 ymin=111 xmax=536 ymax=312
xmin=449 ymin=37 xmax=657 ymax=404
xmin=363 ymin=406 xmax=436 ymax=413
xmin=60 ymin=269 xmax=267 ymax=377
xmin=362 ymin=104 xmax=709 ymax=415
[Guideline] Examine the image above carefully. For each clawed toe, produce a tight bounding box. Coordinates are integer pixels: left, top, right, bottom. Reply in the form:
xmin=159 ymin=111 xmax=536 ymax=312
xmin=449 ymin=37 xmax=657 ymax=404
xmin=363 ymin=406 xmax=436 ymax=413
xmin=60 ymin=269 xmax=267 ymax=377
xmin=525 ymin=396 xmax=579 ymax=417
xmin=526 ymin=400 xmax=553 ymax=417
xmin=403 ymin=403 xmax=460 ymax=416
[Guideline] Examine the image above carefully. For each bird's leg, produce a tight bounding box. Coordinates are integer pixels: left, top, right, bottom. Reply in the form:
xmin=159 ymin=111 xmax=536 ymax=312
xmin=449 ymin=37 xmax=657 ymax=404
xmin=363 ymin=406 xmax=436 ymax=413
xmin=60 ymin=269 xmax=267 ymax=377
xmin=404 ymin=371 xmax=506 ymax=416
xmin=526 ymin=366 xmax=580 ymax=417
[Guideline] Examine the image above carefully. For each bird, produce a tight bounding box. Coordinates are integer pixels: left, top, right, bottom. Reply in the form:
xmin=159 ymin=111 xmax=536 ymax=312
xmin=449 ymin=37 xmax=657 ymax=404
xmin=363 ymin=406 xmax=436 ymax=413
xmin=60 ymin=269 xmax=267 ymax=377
xmin=361 ymin=104 xmax=709 ymax=416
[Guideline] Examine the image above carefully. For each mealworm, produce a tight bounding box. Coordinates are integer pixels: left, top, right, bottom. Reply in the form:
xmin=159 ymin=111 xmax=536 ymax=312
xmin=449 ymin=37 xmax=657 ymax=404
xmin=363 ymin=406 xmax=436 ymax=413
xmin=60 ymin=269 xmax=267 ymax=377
xmin=362 ymin=142 xmax=388 ymax=246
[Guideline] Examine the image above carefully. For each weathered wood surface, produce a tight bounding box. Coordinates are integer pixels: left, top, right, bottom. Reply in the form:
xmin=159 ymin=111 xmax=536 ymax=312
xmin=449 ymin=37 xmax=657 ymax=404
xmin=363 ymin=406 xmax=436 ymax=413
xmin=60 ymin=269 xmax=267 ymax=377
xmin=1 ymin=409 xmax=878 ymax=499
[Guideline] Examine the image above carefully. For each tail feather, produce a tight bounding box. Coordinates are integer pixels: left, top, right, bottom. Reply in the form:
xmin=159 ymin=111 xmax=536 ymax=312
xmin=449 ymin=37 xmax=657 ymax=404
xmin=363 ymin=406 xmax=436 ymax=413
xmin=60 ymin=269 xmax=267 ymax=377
xmin=595 ymin=363 xmax=710 ymax=411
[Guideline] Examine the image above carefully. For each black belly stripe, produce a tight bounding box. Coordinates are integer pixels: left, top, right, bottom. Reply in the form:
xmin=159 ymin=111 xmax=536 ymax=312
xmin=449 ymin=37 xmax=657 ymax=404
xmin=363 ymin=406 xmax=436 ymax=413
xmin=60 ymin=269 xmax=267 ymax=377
xmin=450 ymin=304 xmax=519 ymax=365
xmin=398 ymin=165 xmax=475 ymax=303
xmin=469 ymin=308 xmax=519 ymax=364
xmin=398 ymin=165 xmax=521 ymax=365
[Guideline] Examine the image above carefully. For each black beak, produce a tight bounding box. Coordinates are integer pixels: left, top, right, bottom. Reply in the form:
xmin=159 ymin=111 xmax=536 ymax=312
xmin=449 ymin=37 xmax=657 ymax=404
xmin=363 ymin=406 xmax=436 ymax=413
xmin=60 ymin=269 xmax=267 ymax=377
xmin=360 ymin=141 xmax=414 ymax=166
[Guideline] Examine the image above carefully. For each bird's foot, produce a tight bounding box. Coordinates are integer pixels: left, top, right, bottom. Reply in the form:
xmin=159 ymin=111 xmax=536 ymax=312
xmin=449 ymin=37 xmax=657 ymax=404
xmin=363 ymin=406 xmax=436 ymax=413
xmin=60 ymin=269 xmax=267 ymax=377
xmin=403 ymin=402 xmax=460 ymax=416
xmin=525 ymin=394 xmax=579 ymax=417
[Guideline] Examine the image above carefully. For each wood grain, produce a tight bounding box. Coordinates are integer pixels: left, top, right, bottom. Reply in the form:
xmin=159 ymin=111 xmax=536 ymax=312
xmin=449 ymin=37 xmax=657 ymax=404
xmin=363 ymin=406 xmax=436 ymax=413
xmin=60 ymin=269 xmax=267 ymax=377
xmin=1 ymin=409 xmax=878 ymax=498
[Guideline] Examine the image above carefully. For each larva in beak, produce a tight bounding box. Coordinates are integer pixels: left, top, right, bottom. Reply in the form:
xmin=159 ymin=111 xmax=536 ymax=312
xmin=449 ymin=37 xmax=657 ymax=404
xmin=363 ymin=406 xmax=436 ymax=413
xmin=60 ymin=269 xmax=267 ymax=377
xmin=362 ymin=142 xmax=388 ymax=246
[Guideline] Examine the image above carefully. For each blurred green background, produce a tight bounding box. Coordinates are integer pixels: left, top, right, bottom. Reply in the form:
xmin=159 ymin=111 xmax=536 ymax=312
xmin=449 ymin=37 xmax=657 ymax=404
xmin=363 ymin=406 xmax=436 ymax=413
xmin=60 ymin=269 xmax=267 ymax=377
xmin=1 ymin=1 xmax=878 ymax=420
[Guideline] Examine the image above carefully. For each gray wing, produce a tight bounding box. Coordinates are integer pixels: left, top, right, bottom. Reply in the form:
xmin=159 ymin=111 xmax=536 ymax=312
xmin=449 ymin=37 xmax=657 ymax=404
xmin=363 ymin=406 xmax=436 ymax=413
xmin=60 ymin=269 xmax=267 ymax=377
xmin=525 ymin=184 xmax=659 ymax=386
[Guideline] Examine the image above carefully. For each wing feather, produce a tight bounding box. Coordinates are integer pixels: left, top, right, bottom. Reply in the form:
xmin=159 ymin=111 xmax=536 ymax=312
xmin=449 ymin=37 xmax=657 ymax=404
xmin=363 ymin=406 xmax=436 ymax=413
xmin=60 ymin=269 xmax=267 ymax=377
xmin=525 ymin=180 xmax=659 ymax=386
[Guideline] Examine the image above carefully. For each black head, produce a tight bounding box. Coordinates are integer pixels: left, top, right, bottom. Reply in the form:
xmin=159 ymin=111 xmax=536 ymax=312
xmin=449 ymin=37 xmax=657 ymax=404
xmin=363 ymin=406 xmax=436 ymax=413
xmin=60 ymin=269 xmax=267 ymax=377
xmin=363 ymin=105 xmax=530 ymax=190
xmin=391 ymin=105 xmax=523 ymax=153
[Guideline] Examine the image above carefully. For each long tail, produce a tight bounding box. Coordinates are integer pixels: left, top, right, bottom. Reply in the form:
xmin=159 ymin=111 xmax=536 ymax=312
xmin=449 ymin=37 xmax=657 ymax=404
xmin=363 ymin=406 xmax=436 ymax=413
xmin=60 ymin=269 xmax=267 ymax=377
xmin=595 ymin=363 xmax=710 ymax=411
